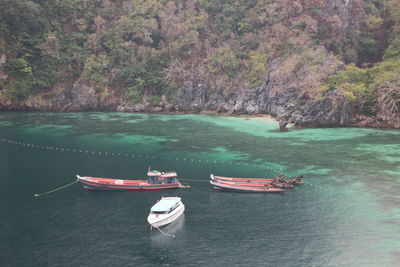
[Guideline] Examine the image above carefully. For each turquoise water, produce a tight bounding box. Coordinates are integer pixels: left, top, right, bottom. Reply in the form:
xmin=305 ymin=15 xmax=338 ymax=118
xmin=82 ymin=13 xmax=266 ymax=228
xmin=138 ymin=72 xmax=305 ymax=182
xmin=0 ymin=112 xmax=399 ymax=266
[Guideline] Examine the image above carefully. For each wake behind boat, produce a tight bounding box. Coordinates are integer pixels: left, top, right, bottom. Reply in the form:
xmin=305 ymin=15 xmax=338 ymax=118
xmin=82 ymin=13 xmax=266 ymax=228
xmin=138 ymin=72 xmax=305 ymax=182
xmin=77 ymin=170 xmax=182 ymax=190
xmin=147 ymin=197 xmax=185 ymax=228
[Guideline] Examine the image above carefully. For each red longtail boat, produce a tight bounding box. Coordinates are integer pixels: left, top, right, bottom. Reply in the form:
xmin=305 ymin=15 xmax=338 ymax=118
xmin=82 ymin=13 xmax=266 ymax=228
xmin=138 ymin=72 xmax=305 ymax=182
xmin=77 ymin=170 xmax=182 ymax=190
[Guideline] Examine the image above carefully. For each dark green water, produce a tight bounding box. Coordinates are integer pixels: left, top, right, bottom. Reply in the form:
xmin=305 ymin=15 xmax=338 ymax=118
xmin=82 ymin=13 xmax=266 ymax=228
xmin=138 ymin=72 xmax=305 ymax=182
xmin=0 ymin=112 xmax=399 ymax=266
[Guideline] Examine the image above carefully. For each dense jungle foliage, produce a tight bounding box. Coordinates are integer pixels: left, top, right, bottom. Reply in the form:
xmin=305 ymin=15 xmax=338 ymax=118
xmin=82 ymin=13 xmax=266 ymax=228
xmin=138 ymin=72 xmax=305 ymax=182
xmin=0 ymin=0 xmax=399 ymax=116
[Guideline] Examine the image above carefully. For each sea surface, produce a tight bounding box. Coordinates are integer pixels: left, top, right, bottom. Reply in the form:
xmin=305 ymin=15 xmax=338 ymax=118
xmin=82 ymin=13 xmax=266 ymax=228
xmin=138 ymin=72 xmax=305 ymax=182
xmin=0 ymin=112 xmax=399 ymax=266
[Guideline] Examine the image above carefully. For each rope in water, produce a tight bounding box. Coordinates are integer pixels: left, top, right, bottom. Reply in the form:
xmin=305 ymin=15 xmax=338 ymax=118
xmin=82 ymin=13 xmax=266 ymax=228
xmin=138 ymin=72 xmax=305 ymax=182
xmin=34 ymin=177 xmax=80 ymax=197
xmin=179 ymin=178 xmax=210 ymax=182
xmin=0 ymin=137 xmax=284 ymax=174
xmin=152 ymin=226 xmax=175 ymax=238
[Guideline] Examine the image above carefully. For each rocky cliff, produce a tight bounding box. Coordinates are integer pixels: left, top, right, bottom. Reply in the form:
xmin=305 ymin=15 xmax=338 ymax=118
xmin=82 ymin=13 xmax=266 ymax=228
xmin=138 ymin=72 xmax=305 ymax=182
xmin=0 ymin=0 xmax=399 ymax=129
xmin=2 ymin=47 xmax=392 ymax=128
xmin=172 ymin=48 xmax=355 ymax=127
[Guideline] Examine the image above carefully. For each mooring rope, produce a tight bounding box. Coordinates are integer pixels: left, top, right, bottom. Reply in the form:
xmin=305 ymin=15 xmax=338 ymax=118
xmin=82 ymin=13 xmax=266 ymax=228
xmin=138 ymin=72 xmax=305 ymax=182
xmin=34 ymin=177 xmax=80 ymax=197
xmin=153 ymin=226 xmax=175 ymax=238
xmin=179 ymin=178 xmax=209 ymax=182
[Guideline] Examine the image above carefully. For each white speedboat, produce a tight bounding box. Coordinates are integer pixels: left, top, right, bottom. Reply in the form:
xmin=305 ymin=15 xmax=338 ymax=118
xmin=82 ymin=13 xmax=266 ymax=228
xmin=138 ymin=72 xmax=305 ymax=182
xmin=147 ymin=197 xmax=185 ymax=228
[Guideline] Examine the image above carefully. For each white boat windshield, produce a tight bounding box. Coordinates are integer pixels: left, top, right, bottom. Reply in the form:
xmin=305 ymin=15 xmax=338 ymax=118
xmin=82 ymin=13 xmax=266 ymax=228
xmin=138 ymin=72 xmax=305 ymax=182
xmin=150 ymin=199 xmax=180 ymax=213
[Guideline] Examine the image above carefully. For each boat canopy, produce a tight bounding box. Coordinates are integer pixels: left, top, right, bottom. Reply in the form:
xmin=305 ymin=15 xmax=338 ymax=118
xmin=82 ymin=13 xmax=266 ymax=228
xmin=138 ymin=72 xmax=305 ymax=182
xmin=148 ymin=170 xmax=162 ymax=176
xmin=151 ymin=198 xmax=180 ymax=213
xmin=147 ymin=170 xmax=177 ymax=178
xmin=160 ymin=172 xmax=177 ymax=178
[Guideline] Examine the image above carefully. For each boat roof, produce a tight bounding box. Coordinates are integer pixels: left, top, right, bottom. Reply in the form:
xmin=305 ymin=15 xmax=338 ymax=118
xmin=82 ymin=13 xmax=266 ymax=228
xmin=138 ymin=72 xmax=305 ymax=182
xmin=150 ymin=197 xmax=181 ymax=212
xmin=148 ymin=170 xmax=162 ymax=176
xmin=147 ymin=170 xmax=177 ymax=178
xmin=160 ymin=172 xmax=177 ymax=178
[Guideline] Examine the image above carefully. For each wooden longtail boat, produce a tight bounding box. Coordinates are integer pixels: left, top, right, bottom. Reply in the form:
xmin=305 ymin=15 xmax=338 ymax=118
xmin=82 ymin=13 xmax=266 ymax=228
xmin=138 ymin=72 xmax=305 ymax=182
xmin=210 ymin=174 xmax=303 ymax=186
xmin=210 ymin=174 xmax=275 ymax=183
xmin=212 ymin=178 xmax=294 ymax=189
xmin=77 ymin=170 xmax=182 ymax=190
xmin=210 ymin=180 xmax=285 ymax=193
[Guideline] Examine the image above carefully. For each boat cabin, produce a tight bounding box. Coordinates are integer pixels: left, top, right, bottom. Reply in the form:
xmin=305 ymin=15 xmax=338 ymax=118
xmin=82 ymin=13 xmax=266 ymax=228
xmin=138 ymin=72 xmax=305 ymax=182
xmin=150 ymin=198 xmax=181 ymax=214
xmin=147 ymin=170 xmax=177 ymax=184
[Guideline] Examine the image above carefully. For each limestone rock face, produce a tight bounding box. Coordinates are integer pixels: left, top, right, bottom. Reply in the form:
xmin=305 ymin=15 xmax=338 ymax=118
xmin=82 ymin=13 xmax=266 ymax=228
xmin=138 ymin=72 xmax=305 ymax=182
xmin=0 ymin=54 xmax=8 ymax=80
xmin=172 ymin=48 xmax=352 ymax=127
xmin=174 ymin=81 xmax=208 ymax=112
xmin=55 ymin=82 xmax=99 ymax=111
xmin=289 ymin=90 xmax=352 ymax=127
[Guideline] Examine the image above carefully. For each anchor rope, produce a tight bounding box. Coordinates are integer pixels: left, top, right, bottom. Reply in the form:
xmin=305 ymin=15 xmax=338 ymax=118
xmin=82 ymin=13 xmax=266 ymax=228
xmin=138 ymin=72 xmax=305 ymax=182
xmin=34 ymin=177 xmax=80 ymax=197
xmin=179 ymin=178 xmax=210 ymax=182
xmin=0 ymin=137 xmax=286 ymax=174
xmin=154 ymin=226 xmax=175 ymax=238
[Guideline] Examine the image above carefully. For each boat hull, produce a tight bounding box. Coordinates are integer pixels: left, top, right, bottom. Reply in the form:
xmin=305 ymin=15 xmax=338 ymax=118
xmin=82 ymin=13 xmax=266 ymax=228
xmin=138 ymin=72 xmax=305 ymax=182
xmin=211 ymin=174 xmax=274 ymax=183
xmin=213 ymin=179 xmax=294 ymax=189
xmin=210 ymin=181 xmax=284 ymax=193
xmin=211 ymin=174 xmax=301 ymax=187
xmin=78 ymin=176 xmax=182 ymax=190
xmin=147 ymin=203 xmax=185 ymax=228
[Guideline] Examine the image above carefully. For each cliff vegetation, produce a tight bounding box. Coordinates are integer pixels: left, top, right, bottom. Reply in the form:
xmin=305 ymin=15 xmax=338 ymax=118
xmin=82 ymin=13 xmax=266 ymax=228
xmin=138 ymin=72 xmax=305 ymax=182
xmin=0 ymin=0 xmax=399 ymax=127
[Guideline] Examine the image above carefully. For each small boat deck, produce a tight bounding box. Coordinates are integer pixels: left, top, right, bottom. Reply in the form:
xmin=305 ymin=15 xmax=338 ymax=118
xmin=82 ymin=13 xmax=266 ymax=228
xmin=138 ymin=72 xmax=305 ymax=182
xmin=151 ymin=197 xmax=181 ymax=213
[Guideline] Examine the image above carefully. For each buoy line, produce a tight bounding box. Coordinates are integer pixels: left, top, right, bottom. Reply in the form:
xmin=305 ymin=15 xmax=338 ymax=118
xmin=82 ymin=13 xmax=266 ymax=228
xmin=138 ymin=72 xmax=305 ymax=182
xmin=0 ymin=137 xmax=285 ymax=173
xmin=0 ymin=137 xmax=342 ymax=197
xmin=1 ymin=137 xmax=340 ymax=196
